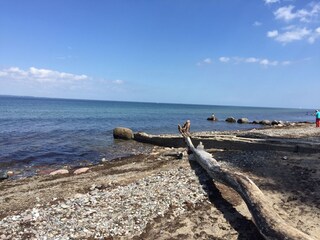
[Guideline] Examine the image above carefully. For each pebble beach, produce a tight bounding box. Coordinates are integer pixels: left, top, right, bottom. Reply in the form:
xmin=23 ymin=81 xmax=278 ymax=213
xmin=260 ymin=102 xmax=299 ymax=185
xmin=0 ymin=123 xmax=319 ymax=239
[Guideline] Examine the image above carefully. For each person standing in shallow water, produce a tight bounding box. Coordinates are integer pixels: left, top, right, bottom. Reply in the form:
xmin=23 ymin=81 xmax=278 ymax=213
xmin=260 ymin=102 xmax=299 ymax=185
xmin=316 ymin=110 xmax=320 ymax=127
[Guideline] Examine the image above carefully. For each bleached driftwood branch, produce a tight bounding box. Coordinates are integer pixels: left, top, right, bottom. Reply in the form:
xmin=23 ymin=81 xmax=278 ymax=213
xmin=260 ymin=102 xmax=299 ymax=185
xmin=178 ymin=120 xmax=314 ymax=240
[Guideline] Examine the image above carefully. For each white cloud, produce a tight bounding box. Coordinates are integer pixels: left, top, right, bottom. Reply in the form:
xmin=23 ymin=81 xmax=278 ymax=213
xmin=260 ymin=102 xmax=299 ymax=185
xmin=260 ymin=59 xmax=278 ymax=66
xmin=308 ymin=26 xmax=320 ymax=43
xmin=282 ymin=61 xmax=291 ymax=65
xmin=267 ymin=30 xmax=279 ymax=37
xmin=269 ymin=27 xmax=311 ymax=43
xmin=219 ymin=57 xmax=230 ymax=63
xmin=203 ymin=58 xmax=212 ymax=64
xmin=197 ymin=58 xmax=212 ymax=66
xmin=112 ymin=79 xmax=124 ymax=85
xmin=218 ymin=56 xmax=289 ymax=67
xmin=267 ymin=2 xmax=320 ymax=44
xmin=274 ymin=5 xmax=296 ymax=21
xmin=245 ymin=57 xmax=260 ymax=63
xmin=253 ymin=21 xmax=262 ymax=26
xmin=274 ymin=3 xmax=320 ymax=22
xmin=264 ymin=0 xmax=279 ymax=5
xmin=0 ymin=67 xmax=89 ymax=83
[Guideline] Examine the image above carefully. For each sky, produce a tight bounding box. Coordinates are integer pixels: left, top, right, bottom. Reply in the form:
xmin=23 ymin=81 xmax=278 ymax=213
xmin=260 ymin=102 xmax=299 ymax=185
xmin=0 ymin=0 xmax=319 ymax=108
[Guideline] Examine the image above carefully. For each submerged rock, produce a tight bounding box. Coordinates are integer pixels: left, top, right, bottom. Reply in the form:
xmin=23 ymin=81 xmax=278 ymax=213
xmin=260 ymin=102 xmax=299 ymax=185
xmin=237 ymin=118 xmax=249 ymax=124
xmin=260 ymin=120 xmax=271 ymax=125
xmin=225 ymin=117 xmax=236 ymax=123
xmin=207 ymin=114 xmax=218 ymax=121
xmin=113 ymin=127 xmax=134 ymax=140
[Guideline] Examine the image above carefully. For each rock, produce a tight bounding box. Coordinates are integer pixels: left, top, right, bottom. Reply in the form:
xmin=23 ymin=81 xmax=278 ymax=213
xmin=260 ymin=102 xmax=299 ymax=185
xmin=207 ymin=114 xmax=218 ymax=121
xmin=272 ymin=120 xmax=280 ymax=125
xmin=49 ymin=169 xmax=69 ymax=176
xmin=113 ymin=127 xmax=134 ymax=140
xmin=7 ymin=171 xmax=14 ymax=177
xmin=164 ymin=152 xmax=184 ymax=159
xmin=237 ymin=118 xmax=249 ymax=124
xmin=259 ymin=120 xmax=271 ymax=125
xmin=73 ymin=167 xmax=90 ymax=175
xmin=101 ymin=157 xmax=107 ymax=162
xmin=252 ymin=120 xmax=259 ymax=124
xmin=0 ymin=171 xmax=8 ymax=181
xmin=225 ymin=117 xmax=236 ymax=123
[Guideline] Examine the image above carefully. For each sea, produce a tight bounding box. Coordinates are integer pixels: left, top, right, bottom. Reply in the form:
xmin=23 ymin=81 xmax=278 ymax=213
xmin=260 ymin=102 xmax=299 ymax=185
xmin=0 ymin=95 xmax=315 ymax=178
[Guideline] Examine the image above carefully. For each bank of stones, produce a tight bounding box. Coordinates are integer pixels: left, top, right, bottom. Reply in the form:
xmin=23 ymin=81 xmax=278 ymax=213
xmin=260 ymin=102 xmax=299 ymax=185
xmin=0 ymin=167 xmax=209 ymax=239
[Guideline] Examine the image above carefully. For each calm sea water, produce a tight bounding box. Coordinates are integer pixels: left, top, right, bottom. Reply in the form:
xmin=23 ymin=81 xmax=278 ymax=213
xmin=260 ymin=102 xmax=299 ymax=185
xmin=0 ymin=96 xmax=314 ymax=177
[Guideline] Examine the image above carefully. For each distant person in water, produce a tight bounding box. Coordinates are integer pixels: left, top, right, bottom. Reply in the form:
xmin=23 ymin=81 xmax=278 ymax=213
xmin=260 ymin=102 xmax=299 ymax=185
xmin=316 ymin=110 xmax=320 ymax=127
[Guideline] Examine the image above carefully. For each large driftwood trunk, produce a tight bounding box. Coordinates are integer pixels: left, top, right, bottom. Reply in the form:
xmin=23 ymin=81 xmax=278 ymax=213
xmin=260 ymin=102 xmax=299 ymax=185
xmin=178 ymin=121 xmax=314 ymax=240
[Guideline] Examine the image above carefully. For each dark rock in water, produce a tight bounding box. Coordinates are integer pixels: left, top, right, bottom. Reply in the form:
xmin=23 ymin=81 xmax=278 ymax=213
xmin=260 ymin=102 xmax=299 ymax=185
xmin=225 ymin=117 xmax=236 ymax=123
xmin=207 ymin=114 xmax=218 ymax=121
xmin=272 ymin=120 xmax=280 ymax=125
xmin=113 ymin=127 xmax=134 ymax=140
xmin=0 ymin=171 xmax=8 ymax=181
xmin=252 ymin=120 xmax=259 ymax=124
xmin=237 ymin=118 xmax=249 ymax=124
xmin=260 ymin=120 xmax=271 ymax=125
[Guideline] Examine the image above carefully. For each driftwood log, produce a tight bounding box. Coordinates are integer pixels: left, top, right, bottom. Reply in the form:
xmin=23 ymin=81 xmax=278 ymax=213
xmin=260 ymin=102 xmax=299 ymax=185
xmin=178 ymin=121 xmax=314 ymax=240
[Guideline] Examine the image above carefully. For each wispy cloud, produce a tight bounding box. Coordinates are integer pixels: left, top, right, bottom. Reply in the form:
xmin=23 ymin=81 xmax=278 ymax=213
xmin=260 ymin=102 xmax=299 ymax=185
xmin=274 ymin=3 xmax=320 ymax=22
xmin=219 ymin=57 xmax=230 ymax=63
xmin=218 ymin=56 xmax=291 ymax=67
xmin=267 ymin=2 xmax=320 ymax=44
xmin=264 ymin=0 xmax=280 ymax=5
xmin=259 ymin=59 xmax=278 ymax=66
xmin=274 ymin=5 xmax=296 ymax=21
xmin=0 ymin=67 xmax=89 ymax=83
xmin=245 ymin=57 xmax=260 ymax=63
xmin=308 ymin=26 xmax=320 ymax=43
xmin=267 ymin=30 xmax=279 ymax=37
xmin=267 ymin=26 xmax=312 ymax=43
xmin=253 ymin=21 xmax=262 ymax=27
xmin=197 ymin=58 xmax=212 ymax=66
xmin=112 ymin=79 xmax=124 ymax=85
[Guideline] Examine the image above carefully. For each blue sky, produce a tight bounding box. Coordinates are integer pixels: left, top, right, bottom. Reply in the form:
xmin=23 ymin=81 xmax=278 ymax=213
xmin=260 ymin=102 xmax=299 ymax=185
xmin=0 ymin=0 xmax=319 ymax=108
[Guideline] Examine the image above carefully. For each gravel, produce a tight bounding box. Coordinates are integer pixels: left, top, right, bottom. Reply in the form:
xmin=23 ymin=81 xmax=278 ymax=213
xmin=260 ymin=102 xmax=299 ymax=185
xmin=0 ymin=166 xmax=210 ymax=239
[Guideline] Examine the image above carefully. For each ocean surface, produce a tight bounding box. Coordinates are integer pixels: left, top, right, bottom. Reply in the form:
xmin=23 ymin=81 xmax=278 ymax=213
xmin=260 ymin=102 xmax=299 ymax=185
xmin=0 ymin=96 xmax=314 ymax=177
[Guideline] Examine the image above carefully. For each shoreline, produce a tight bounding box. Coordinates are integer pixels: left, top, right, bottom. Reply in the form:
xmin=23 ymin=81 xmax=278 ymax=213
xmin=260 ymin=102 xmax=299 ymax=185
xmin=2 ymin=122 xmax=318 ymax=181
xmin=0 ymin=123 xmax=319 ymax=239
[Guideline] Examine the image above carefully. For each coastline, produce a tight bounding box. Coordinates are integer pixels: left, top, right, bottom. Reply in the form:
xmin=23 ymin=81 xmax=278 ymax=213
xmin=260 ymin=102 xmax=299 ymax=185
xmin=0 ymin=123 xmax=319 ymax=239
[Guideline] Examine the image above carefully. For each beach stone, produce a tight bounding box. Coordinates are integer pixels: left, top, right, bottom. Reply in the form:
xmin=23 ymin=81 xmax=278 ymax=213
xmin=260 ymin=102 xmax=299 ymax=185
xmin=260 ymin=120 xmax=271 ymax=125
xmin=252 ymin=120 xmax=259 ymax=124
xmin=237 ymin=118 xmax=249 ymax=124
xmin=225 ymin=117 xmax=236 ymax=123
xmin=0 ymin=171 xmax=8 ymax=181
xmin=7 ymin=171 xmax=14 ymax=177
xmin=272 ymin=120 xmax=280 ymax=125
xmin=113 ymin=127 xmax=134 ymax=140
xmin=74 ymin=167 xmax=90 ymax=175
xmin=49 ymin=169 xmax=69 ymax=176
